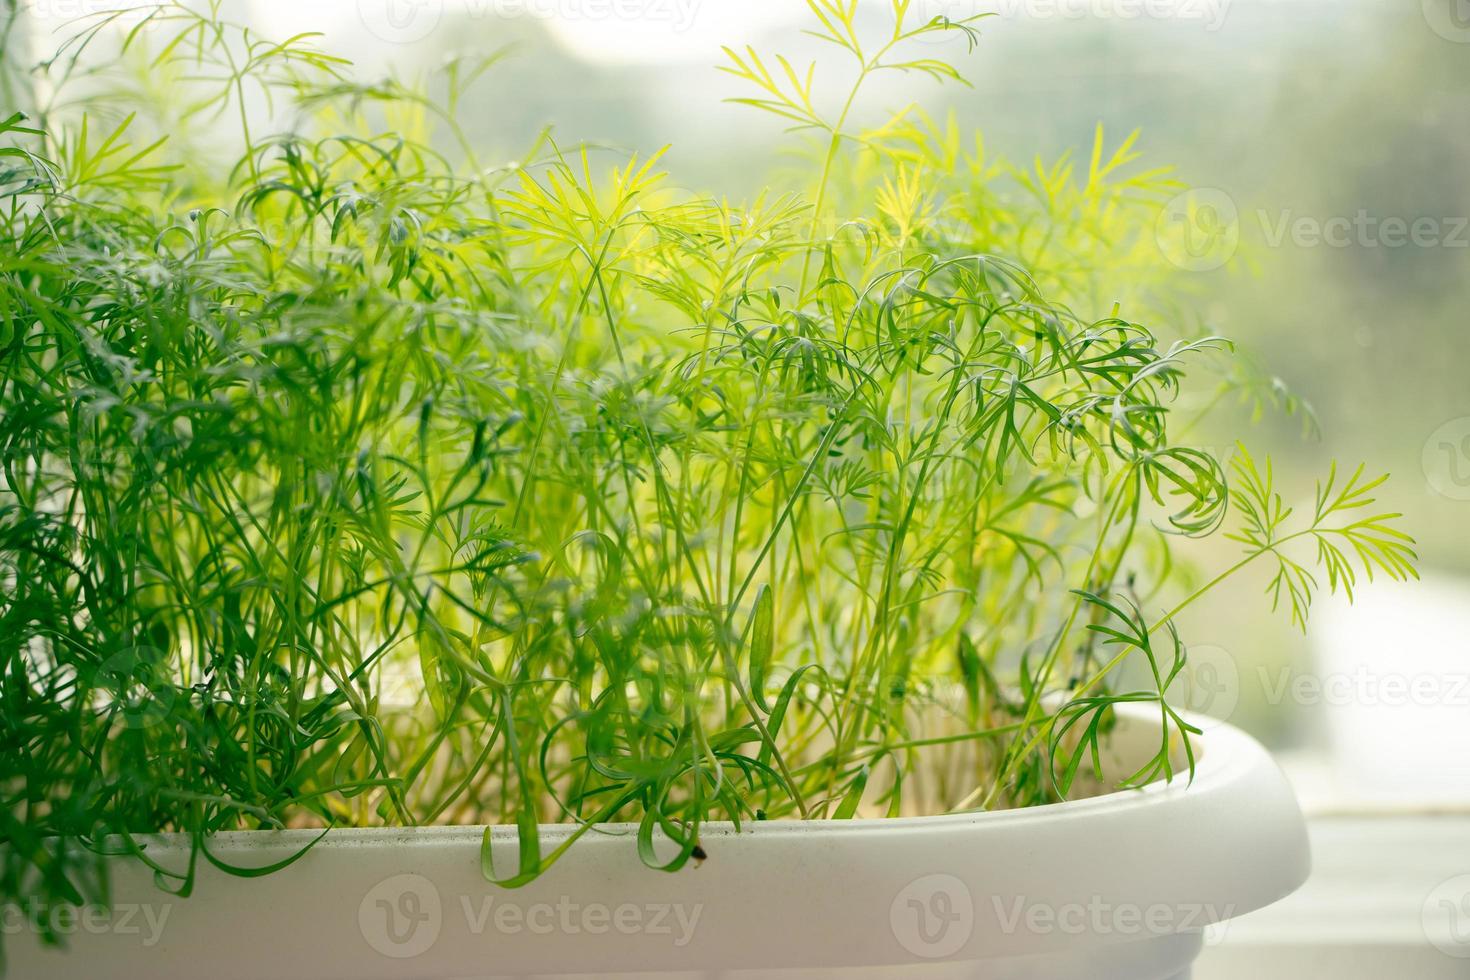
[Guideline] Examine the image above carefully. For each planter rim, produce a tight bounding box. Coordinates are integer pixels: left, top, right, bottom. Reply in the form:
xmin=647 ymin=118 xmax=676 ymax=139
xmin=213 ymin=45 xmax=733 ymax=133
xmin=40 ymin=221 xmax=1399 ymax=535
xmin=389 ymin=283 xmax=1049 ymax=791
xmin=10 ymin=705 xmax=1310 ymax=980
xmin=123 ymin=704 xmax=1255 ymax=851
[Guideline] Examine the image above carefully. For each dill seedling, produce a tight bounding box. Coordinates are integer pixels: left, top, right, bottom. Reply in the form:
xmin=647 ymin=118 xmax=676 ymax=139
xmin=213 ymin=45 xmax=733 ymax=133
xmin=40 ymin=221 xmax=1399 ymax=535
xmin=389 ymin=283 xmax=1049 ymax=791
xmin=0 ymin=0 xmax=1415 ymax=953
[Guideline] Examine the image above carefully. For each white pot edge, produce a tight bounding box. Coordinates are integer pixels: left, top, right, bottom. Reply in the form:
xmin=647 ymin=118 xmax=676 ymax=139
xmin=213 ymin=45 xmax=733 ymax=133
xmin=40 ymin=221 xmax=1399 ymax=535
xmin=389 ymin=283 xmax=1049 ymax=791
xmin=6 ymin=704 xmax=1308 ymax=980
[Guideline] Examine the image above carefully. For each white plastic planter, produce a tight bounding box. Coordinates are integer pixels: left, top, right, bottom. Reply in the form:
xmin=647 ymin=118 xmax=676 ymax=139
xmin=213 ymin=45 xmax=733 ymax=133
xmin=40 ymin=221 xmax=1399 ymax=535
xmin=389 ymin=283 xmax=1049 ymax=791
xmin=7 ymin=705 xmax=1308 ymax=979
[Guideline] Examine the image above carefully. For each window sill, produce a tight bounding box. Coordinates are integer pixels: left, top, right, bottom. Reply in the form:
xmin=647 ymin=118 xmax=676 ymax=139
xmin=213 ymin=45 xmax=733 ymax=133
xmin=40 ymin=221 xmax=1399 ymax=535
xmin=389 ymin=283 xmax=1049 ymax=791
xmin=1194 ymin=816 xmax=1470 ymax=979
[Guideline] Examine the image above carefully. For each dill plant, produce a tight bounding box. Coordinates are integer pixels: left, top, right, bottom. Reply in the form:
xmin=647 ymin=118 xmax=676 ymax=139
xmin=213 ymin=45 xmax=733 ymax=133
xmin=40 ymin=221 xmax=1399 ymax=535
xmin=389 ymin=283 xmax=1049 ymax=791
xmin=0 ymin=0 xmax=1416 ymax=946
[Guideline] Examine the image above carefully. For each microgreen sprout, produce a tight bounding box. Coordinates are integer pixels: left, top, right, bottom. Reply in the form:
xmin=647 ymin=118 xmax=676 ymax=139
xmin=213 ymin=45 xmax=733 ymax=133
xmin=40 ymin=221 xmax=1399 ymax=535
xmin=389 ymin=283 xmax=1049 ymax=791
xmin=0 ymin=0 xmax=1415 ymax=959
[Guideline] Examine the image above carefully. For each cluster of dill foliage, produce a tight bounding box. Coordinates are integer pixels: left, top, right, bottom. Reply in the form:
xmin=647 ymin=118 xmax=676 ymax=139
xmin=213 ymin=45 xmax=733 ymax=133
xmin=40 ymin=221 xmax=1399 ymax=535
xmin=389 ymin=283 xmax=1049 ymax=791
xmin=0 ymin=0 xmax=1415 ymax=930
